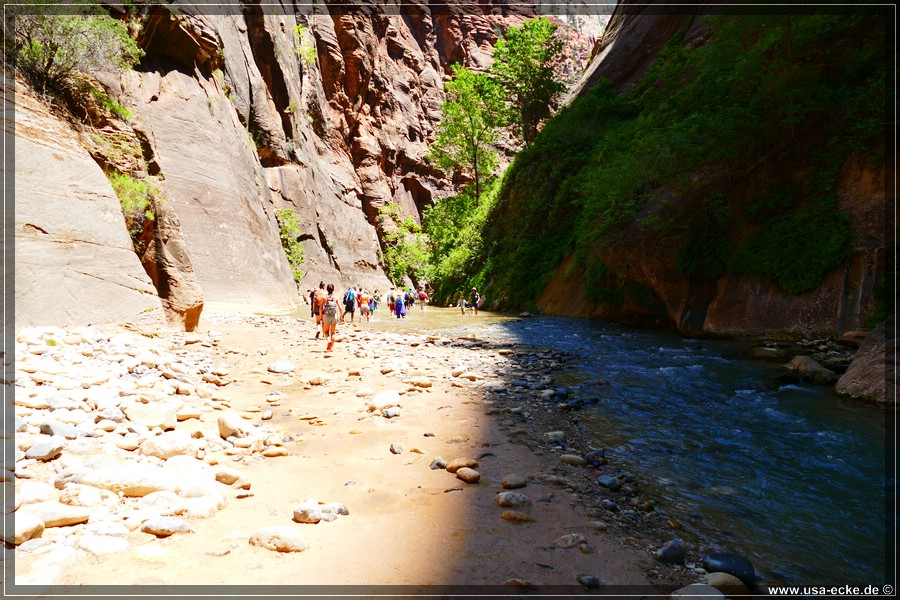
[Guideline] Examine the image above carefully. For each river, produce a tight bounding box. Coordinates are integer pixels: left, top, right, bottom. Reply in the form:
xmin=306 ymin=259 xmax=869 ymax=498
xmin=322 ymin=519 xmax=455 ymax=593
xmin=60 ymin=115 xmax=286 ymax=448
xmin=355 ymin=305 xmax=889 ymax=586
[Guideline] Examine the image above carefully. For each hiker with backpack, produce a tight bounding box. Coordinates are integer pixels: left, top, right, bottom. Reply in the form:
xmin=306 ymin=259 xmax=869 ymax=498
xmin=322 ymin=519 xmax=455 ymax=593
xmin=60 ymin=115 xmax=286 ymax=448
xmin=395 ymin=293 xmax=406 ymax=319
xmin=342 ymin=287 xmax=356 ymax=323
xmin=321 ymin=283 xmax=343 ymax=352
xmin=313 ymin=281 xmax=327 ymax=339
xmin=357 ymin=289 xmax=371 ymax=323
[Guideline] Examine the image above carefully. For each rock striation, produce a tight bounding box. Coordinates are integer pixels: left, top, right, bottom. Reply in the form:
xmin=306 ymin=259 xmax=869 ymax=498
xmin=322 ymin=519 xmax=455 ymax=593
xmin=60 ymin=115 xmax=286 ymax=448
xmin=12 ymin=78 xmax=165 ymax=330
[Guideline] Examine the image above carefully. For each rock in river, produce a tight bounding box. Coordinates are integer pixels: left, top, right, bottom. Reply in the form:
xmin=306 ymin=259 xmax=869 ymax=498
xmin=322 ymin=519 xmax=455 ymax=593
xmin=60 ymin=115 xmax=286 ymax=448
xmin=596 ymin=474 xmax=621 ymax=491
xmin=701 ymin=551 xmax=758 ymax=586
xmin=655 ymin=539 xmax=685 ymax=564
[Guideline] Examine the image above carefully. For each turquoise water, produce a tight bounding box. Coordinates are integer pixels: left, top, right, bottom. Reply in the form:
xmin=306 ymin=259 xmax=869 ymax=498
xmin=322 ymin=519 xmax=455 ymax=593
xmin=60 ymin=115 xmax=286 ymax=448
xmin=359 ymin=309 xmax=891 ymax=587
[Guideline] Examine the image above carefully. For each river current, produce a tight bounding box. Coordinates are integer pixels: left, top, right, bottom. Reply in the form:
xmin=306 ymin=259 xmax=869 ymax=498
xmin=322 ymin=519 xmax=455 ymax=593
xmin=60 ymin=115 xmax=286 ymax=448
xmin=343 ymin=305 xmax=889 ymax=586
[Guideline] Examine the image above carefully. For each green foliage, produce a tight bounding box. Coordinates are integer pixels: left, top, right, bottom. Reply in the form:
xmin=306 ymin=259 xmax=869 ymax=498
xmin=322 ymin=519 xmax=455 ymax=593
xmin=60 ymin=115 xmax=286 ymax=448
xmin=11 ymin=5 xmax=143 ymax=95
xmin=107 ymin=171 xmax=159 ymax=254
xmin=728 ymin=200 xmax=852 ymax=294
xmin=379 ymin=204 xmax=430 ymax=286
xmin=427 ymin=64 xmax=506 ymax=203
xmin=489 ymin=17 xmax=566 ymax=145
xmin=293 ymin=24 xmax=317 ymax=67
xmin=108 ymin=171 xmax=154 ymax=221
xmin=86 ymin=84 xmax=132 ymax=120
xmin=275 ymin=208 xmax=305 ymax=284
xmin=469 ymin=13 xmax=886 ymax=311
xmin=423 ymin=181 xmax=498 ymax=302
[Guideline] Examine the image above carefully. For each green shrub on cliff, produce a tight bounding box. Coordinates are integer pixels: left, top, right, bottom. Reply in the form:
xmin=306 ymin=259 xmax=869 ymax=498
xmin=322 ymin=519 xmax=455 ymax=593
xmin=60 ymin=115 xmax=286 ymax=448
xmin=472 ymin=12 xmax=887 ymax=312
xmin=275 ymin=208 xmax=306 ymax=284
xmin=9 ymin=5 xmax=143 ymax=95
xmin=379 ymin=203 xmax=430 ymax=287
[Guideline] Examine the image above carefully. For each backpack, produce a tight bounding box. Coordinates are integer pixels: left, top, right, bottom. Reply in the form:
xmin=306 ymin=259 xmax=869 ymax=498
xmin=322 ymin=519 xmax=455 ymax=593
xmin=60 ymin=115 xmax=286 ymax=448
xmin=343 ymin=290 xmax=355 ymax=305
xmin=324 ymin=296 xmax=338 ymax=317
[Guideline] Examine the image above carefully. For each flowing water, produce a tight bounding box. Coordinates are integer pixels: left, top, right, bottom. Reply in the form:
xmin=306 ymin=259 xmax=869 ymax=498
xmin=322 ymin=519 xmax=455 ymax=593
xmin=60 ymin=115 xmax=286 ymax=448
xmin=348 ymin=306 xmax=890 ymax=586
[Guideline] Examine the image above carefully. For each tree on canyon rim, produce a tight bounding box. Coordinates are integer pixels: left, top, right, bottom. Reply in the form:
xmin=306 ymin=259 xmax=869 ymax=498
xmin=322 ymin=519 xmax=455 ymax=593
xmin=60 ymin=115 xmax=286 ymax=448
xmin=489 ymin=16 xmax=566 ymax=146
xmin=427 ymin=63 xmax=507 ymax=206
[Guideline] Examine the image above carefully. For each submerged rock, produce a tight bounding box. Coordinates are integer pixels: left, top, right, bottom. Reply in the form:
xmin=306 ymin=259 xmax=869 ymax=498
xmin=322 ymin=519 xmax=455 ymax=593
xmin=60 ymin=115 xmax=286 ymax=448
xmin=701 ymin=551 xmax=758 ymax=586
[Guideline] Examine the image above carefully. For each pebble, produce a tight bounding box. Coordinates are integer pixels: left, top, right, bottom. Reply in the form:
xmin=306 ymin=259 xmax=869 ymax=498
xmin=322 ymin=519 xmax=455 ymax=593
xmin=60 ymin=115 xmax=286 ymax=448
xmin=500 ymin=510 xmax=535 ymax=523
xmin=576 ymin=574 xmax=601 ymax=588
xmin=455 ymin=467 xmax=481 ymax=483
xmin=24 ymin=440 xmax=65 ymax=461
xmin=293 ymin=499 xmax=322 ymax=524
xmin=266 ymin=361 xmax=294 ymax=374
xmin=494 ymin=492 xmax=531 ymax=508
xmin=552 ymin=533 xmax=587 ymax=548
xmin=501 ymin=473 xmax=528 ymax=489
xmin=390 ymin=444 xmax=403 ymax=455
xmin=382 ymin=407 xmax=401 ymax=419
xmin=560 ymin=454 xmax=588 ymax=466
xmin=445 ymin=458 xmax=478 ymax=473
xmin=249 ymin=526 xmax=310 ymax=553
xmin=596 ymin=475 xmax=621 ymax=491
xmin=39 ymin=419 xmax=79 ymax=439
xmin=429 ymin=456 xmax=448 ymax=470
xmin=656 ymin=539 xmax=686 ymax=564
xmin=141 ymin=517 xmax=193 ymax=537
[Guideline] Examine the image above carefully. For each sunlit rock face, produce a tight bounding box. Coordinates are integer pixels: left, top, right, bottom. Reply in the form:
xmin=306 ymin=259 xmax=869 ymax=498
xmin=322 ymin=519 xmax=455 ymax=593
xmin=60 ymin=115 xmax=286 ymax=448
xmin=15 ymin=3 xmax=595 ymax=325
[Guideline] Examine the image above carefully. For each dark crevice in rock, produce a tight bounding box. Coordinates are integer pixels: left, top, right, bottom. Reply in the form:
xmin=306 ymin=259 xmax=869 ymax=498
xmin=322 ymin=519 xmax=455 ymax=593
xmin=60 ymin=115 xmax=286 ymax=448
xmin=316 ymin=221 xmax=339 ymax=272
xmin=137 ymin=10 xmax=223 ymax=77
xmin=242 ymin=2 xmax=294 ymax=164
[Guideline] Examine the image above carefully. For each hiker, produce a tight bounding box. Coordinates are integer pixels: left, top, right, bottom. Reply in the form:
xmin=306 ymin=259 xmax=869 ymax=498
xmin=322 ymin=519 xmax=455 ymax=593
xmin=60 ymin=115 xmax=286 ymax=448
xmin=418 ymin=287 xmax=428 ymax=310
xmin=470 ymin=287 xmax=480 ymax=316
xmin=373 ymin=289 xmax=380 ymax=312
xmin=395 ymin=294 xmax=406 ymax=319
xmin=321 ymin=283 xmax=343 ymax=352
xmin=387 ymin=287 xmax=396 ymax=316
xmin=358 ymin=288 xmax=371 ymax=323
xmin=313 ymin=281 xmax=326 ymax=338
xmin=307 ymin=289 xmax=315 ymax=318
xmin=342 ymin=286 xmax=356 ymax=323
xmin=458 ymin=295 xmax=467 ymax=315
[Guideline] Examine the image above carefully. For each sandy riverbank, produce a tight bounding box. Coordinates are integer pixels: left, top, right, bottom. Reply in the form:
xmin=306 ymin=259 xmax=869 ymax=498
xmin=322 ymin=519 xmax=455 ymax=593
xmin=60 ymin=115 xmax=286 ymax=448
xmin=9 ymin=308 xmax=708 ymax=595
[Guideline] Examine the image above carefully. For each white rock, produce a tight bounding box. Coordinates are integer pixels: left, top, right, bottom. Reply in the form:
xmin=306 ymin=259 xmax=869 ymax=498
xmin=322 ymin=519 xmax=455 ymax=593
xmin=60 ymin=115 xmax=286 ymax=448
xmin=249 ymin=526 xmax=309 ymax=552
xmin=121 ymin=400 xmax=180 ymax=431
xmin=4 ymin=511 xmax=44 ymax=545
xmin=138 ymin=430 xmax=200 ymax=460
xmin=371 ymin=390 xmax=401 ymax=410
xmin=293 ymin=499 xmax=322 ymax=523
xmin=267 ymin=361 xmax=294 ymax=374
xmin=17 ymin=480 xmax=57 ymax=506
xmin=67 ymin=463 xmax=171 ymax=497
xmin=218 ymin=411 xmax=253 ymax=439
xmin=77 ymin=533 xmax=129 ymax=555
xmin=19 ymin=501 xmax=92 ymax=527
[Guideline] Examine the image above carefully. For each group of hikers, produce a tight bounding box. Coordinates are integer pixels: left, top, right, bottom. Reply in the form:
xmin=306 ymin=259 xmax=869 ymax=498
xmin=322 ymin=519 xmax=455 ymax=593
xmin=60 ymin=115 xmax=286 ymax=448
xmin=306 ymin=281 xmax=480 ymax=352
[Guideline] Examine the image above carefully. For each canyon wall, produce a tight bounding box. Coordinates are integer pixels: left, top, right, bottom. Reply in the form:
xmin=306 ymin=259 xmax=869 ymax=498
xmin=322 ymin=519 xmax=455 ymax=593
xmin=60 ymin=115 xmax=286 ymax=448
xmin=12 ymin=3 xmax=595 ymax=328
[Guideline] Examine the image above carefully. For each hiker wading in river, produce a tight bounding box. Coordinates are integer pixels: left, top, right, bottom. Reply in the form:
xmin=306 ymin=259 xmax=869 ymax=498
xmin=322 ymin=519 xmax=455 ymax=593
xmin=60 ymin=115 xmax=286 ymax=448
xmin=321 ymin=283 xmax=343 ymax=352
